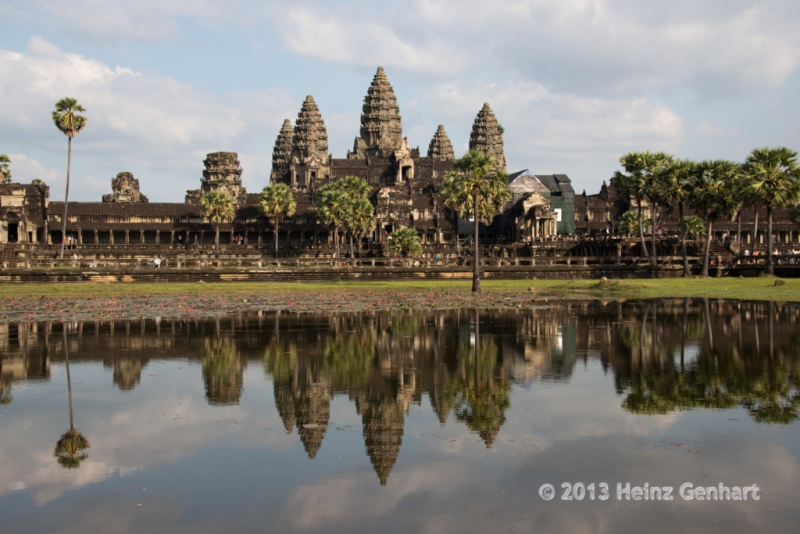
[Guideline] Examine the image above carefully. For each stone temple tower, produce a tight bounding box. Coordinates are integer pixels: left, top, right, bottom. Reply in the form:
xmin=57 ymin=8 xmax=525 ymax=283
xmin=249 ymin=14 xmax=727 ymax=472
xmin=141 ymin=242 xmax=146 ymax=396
xmin=351 ymin=67 xmax=404 ymax=159
xmin=427 ymin=125 xmax=455 ymax=162
xmin=349 ymin=67 xmax=415 ymax=183
xmin=289 ymin=96 xmax=330 ymax=190
xmin=270 ymin=119 xmax=294 ymax=185
xmin=469 ymin=103 xmax=506 ymax=172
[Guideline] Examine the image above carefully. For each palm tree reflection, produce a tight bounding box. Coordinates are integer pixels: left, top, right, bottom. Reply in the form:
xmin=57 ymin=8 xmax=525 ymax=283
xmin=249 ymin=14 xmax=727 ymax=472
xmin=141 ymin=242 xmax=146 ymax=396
xmin=54 ymin=327 xmax=90 ymax=469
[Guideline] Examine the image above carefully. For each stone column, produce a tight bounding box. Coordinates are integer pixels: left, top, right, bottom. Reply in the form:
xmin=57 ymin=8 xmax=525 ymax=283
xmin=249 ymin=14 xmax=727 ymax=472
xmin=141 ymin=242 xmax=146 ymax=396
xmin=94 ymin=230 xmax=99 ymax=244
xmin=170 ymin=231 xmax=175 ymax=245
xmin=140 ymin=231 xmax=145 ymax=244
xmin=110 ymin=231 xmax=115 ymax=245
xmin=78 ymin=228 xmax=83 ymax=245
xmin=257 ymin=231 xmax=262 ymax=245
xmin=155 ymin=231 xmax=160 ymax=244
xmin=125 ymin=230 xmax=130 ymax=244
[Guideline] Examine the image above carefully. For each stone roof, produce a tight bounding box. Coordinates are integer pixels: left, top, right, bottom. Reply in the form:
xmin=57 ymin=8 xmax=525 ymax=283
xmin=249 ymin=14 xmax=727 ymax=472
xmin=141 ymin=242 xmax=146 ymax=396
xmin=535 ymin=174 xmax=574 ymax=195
xmin=508 ymin=170 xmax=549 ymax=194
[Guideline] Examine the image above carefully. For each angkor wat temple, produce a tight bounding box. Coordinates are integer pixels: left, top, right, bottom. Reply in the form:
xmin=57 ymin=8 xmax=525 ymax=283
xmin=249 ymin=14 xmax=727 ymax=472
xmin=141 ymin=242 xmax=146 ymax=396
xmin=1 ymin=67 xmax=799 ymax=259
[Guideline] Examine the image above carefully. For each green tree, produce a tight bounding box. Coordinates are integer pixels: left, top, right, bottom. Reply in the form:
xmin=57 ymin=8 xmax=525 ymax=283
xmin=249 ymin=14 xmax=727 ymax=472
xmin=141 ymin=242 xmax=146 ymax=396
xmin=31 ymin=178 xmax=46 ymax=186
xmin=345 ymin=197 xmax=376 ymax=258
xmin=337 ymin=176 xmax=373 ymax=257
xmin=618 ymin=210 xmax=651 ymax=237
xmin=318 ymin=183 xmax=349 ymax=258
xmin=0 ymin=154 xmax=10 ymax=184
xmin=442 ymin=150 xmax=510 ymax=292
xmin=389 ymin=227 xmax=422 ymax=258
xmin=690 ymin=160 xmax=742 ymax=276
xmin=612 ymin=152 xmax=668 ymax=264
xmin=259 ymin=183 xmax=296 ymax=256
xmin=659 ymin=159 xmax=696 ymax=276
xmin=744 ymin=147 xmax=800 ymax=275
xmin=52 ymin=98 xmax=87 ymax=260
xmin=200 ymin=190 xmax=235 ymax=258
xmin=682 ymin=215 xmax=706 ymax=240
xmin=642 ymin=152 xmax=674 ymax=268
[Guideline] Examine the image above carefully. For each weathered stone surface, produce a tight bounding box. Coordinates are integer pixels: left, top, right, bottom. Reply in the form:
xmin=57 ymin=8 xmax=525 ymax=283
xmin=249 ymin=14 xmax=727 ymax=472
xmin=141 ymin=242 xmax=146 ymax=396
xmin=292 ymin=96 xmax=328 ymax=163
xmin=289 ymin=96 xmax=330 ymax=189
xmin=270 ymin=119 xmax=294 ymax=184
xmin=351 ymin=67 xmax=404 ymax=159
xmin=427 ymin=125 xmax=454 ymax=162
xmin=198 ymin=152 xmax=246 ymax=204
xmin=469 ymin=102 xmax=506 ymax=172
xmin=103 ymin=172 xmax=148 ymax=203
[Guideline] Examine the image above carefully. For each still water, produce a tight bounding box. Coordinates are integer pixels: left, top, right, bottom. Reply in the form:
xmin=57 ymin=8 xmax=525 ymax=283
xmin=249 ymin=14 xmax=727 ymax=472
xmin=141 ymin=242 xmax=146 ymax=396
xmin=1 ymin=300 xmax=799 ymax=533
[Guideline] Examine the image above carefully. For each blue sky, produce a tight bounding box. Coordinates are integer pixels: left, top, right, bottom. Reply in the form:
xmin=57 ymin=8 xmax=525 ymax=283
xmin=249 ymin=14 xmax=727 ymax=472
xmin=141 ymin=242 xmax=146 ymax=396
xmin=1 ymin=0 xmax=799 ymax=202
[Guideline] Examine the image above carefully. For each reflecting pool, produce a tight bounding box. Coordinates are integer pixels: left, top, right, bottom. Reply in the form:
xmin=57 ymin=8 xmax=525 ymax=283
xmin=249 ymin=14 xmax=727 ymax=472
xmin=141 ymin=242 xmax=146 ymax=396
xmin=1 ymin=299 xmax=799 ymax=533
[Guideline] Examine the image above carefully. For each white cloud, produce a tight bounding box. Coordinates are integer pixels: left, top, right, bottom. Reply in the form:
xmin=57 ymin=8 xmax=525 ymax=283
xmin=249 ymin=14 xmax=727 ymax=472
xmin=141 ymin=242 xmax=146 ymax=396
xmin=5 ymin=0 xmax=240 ymax=44
xmin=278 ymin=2 xmax=464 ymax=75
xmin=0 ymin=37 xmax=298 ymax=201
xmin=5 ymin=153 xmax=60 ymax=185
xmin=261 ymin=0 xmax=800 ymax=100
xmin=421 ymin=79 xmax=684 ymax=190
xmin=696 ymin=119 xmax=740 ymax=138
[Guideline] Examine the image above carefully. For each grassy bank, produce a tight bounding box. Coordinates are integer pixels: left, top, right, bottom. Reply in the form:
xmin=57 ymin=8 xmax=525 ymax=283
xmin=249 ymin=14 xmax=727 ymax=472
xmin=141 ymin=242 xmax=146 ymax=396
xmin=0 ymin=277 xmax=798 ymax=302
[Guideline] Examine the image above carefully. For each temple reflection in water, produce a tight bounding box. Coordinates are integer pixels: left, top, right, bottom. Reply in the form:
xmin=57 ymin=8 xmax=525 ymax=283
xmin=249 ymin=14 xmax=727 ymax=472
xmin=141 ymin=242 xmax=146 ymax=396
xmin=1 ymin=299 xmax=799 ymax=483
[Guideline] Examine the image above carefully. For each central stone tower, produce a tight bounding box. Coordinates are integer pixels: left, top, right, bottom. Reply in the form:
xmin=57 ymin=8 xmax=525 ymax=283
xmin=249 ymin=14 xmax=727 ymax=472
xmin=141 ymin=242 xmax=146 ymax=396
xmin=351 ymin=67 xmax=404 ymax=158
xmin=349 ymin=67 xmax=415 ymax=183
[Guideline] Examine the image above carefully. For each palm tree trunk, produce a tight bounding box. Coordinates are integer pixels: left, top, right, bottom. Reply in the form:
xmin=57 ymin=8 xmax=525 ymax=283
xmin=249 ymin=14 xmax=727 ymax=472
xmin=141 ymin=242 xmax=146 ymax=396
xmin=349 ymin=233 xmax=354 ymax=259
xmin=473 ymin=193 xmax=480 ymax=293
xmin=274 ymin=219 xmax=279 ymax=257
xmin=679 ymin=202 xmax=689 ymax=276
xmin=767 ymin=204 xmax=774 ymax=276
xmin=637 ymin=202 xmax=649 ymax=261
xmin=215 ymin=224 xmax=220 ymax=258
xmin=736 ymin=209 xmax=742 ymax=247
xmin=334 ymin=227 xmax=339 ymax=258
xmin=474 ymin=307 xmax=480 ymax=393
xmin=650 ymin=202 xmax=658 ymax=268
xmin=59 ymin=137 xmax=72 ymax=260
xmin=753 ymin=208 xmax=759 ymax=250
xmin=63 ymin=328 xmax=74 ymax=430
xmin=702 ymin=220 xmax=713 ymax=277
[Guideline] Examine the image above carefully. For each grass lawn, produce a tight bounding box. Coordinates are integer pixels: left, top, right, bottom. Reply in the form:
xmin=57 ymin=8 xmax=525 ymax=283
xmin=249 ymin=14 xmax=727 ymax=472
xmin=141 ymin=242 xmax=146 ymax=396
xmin=0 ymin=277 xmax=797 ymax=302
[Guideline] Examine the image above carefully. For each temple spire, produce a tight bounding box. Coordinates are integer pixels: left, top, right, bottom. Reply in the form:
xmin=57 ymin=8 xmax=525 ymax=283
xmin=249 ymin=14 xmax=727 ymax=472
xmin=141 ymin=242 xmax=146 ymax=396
xmin=352 ymin=67 xmax=403 ymax=159
xmin=270 ymin=119 xmax=294 ymax=184
xmin=468 ymin=102 xmax=506 ymax=172
xmin=292 ymin=96 xmax=328 ymax=162
xmin=427 ymin=125 xmax=454 ymax=162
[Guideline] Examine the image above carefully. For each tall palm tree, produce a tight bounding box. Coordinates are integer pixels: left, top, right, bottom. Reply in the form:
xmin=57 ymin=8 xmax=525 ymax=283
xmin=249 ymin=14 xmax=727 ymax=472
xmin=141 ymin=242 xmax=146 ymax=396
xmin=744 ymin=147 xmax=800 ymax=275
xmin=318 ymin=183 xmax=348 ymax=258
xmin=337 ymin=176 xmax=371 ymax=257
xmin=642 ymin=152 xmax=674 ymax=268
xmin=659 ymin=159 xmax=696 ymax=276
xmin=612 ymin=152 xmax=656 ymax=264
xmin=345 ymin=197 xmax=376 ymax=258
xmin=0 ymin=154 xmax=10 ymax=184
xmin=200 ymin=190 xmax=235 ymax=258
xmin=52 ymin=98 xmax=87 ymax=260
xmin=690 ymin=160 xmax=742 ymax=276
xmin=442 ymin=150 xmax=510 ymax=292
xmin=259 ymin=183 xmax=296 ymax=257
